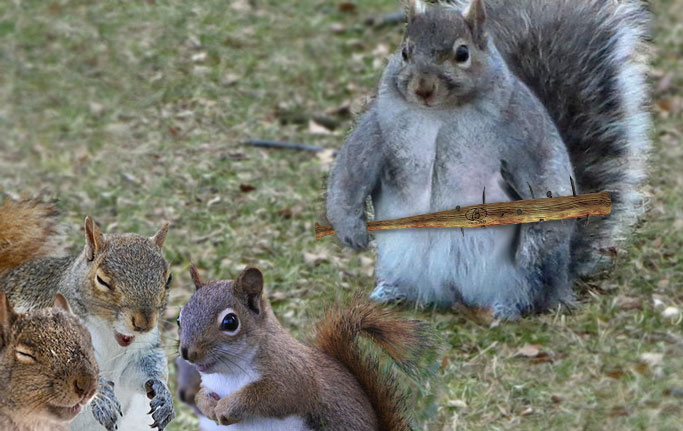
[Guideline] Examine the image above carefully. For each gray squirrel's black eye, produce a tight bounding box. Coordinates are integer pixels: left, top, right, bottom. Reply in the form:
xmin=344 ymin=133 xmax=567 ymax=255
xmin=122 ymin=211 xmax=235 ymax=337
xmin=176 ymin=315 xmax=181 ymax=327
xmin=455 ymin=44 xmax=469 ymax=63
xmin=402 ymin=46 xmax=410 ymax=61
xmin=220 ymin=313 xmax=239 ymax=332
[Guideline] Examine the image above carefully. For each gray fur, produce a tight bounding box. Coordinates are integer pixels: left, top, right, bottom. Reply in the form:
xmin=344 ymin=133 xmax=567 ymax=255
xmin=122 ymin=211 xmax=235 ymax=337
xmin=90 ymin=379 xmax=123 ymax=431
xmin=326 ymin=0 xmax=650 ymax=318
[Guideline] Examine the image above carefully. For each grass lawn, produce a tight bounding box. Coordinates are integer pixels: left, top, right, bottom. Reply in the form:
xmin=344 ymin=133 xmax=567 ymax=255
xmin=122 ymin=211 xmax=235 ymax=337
xmin=1 ymin=0 xmax=681 ymax=430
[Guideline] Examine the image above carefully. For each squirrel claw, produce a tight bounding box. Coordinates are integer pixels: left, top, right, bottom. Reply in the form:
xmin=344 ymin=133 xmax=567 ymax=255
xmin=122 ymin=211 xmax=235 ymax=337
xmin=145 ymin=379 xmax=175 ymax=430
xmin=91 ymin=378 xmax=123 ymax=431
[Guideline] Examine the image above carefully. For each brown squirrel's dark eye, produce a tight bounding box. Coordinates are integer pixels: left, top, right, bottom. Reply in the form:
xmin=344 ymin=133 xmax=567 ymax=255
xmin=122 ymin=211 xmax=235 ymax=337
xmin=165 ymin=273 xmax=173 ymax=290
xmin=455 ymin=44 xmax=469 ymax=63
xmin=220 ymin=313 xmax=239 ymax=333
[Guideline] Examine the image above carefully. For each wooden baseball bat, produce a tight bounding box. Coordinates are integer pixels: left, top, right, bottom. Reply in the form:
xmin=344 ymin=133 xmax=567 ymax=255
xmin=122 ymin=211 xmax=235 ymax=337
xmin=315 ymin=191 xmax=611 ymax=241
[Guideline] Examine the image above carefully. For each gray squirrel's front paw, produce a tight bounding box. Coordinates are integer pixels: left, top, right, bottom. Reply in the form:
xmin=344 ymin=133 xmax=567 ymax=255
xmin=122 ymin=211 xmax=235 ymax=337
xmin=145 ymin=379 xmax=176 ymax=430
xmin=91 ymin=378 xmax=122 ymax=431
xmin=333 ymin=217 xmax=370 ymax=249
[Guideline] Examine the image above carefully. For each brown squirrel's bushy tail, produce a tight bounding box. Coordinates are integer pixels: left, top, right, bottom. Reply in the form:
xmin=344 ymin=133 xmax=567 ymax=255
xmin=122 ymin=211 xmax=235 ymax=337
xmin=0 ymin=197 xmax=64 ymax=275
xmin=314 ymin=299 xmax=433 ymax=431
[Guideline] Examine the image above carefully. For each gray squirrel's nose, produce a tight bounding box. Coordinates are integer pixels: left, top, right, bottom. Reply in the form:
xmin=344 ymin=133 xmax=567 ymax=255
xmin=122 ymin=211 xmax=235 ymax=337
xmin=415 ymin=81 xmax=435 ymax=101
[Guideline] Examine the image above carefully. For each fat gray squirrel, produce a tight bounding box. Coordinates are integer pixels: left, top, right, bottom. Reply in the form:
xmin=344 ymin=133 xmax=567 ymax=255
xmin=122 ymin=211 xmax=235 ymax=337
xmin=326 ymin=0 xmax=651 ymax=319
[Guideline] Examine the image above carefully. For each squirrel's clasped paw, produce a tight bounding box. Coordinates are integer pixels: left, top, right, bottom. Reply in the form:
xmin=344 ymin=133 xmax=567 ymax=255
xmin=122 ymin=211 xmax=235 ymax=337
xmin=91 ymin=378 xmax=123 ymax=431
xmin=334 ymin=217 xmax=370 ymax=249
xmin=215 ymin=396 xmax=243 ymax=426
xmin=145 ymin=379 xmax=176 ymax=430
xmin=195 ymin=387 xmax=220 ymax=421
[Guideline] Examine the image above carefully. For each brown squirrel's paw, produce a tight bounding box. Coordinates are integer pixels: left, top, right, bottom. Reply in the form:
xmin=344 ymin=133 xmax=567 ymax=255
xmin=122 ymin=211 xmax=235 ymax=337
xmin=215 ymin=396 xmax=243 ymax=426
xmin=145 ymin=379 xmax=176 ymax=430
xmin=195 ymin=387 xmax=220 ymax=421
xmin=91 ymin=378 xmax=123 ymax=431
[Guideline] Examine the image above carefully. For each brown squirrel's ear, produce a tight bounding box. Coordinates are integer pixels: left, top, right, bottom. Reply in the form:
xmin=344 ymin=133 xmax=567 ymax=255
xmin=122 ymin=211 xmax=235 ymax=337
xmin=464 ymin=0 xmax=487 ymax=49
xmin=84 ymin=216 xmax=105 ymax=261
xmin=150 ymin=222 xmax=170 ymax=249
xmin=53 ymin=293 xmax=73 ymax=315
xmin=406 ymin=0 xmax=426 ymax=23
xmin=189 ymin=264 xmax=204 ymax=290
xmin=0 ymin=292 xmax=17 ymax=346
xmin=233 ymin=266 xmax=264 ymax=314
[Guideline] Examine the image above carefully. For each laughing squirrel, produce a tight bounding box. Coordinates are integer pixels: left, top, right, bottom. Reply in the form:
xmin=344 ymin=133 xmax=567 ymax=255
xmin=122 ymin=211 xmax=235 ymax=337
xmin=326 ymin=0 xmax=651 ymax=318
xmin=0 ymin=292 xmax=98 ymax=431
xmin=0 ymin=198 xmax=176 ymax=431
xmin=178 ymin=265 xmax=433 ymax=431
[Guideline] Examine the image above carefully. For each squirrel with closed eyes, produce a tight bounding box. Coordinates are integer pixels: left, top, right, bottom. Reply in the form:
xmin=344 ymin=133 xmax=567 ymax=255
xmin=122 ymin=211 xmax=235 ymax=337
xmin=0 ymin=292 xmax=100 ymax=431
xmin=0 ymin=197 xmax=176 ymax=430
xmin=178 ymin=265 xmax=433 ymax=430
xmin=326 ymin=0 xmax=651 ymax=319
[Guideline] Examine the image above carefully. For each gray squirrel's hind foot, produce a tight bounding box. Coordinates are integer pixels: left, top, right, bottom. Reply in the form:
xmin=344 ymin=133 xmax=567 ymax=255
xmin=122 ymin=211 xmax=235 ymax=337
xmin=490 ymin=302 xmax=523 ymax=321
xmin=370 ymin=282 xmax=407 ymax=304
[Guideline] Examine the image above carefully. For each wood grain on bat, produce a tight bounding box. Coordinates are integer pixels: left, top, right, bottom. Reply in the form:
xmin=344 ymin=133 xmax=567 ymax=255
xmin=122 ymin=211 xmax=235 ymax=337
xmin=315 ymin=192 xmax=611 ymax=241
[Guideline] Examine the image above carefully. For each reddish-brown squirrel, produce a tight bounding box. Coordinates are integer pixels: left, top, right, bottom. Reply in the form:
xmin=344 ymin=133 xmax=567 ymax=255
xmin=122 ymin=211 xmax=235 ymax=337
xmin=177 ymin=265 xmax=433 ymax=430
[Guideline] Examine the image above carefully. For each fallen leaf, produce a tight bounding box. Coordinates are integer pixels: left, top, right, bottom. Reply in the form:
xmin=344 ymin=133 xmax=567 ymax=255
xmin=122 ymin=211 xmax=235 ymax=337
xmin=308 ymin=119 xmax=333 ymax=135
xmin=641 ymin=352 xmax=664 ymax=367
xmin=303 ymin=251 xmax=329 ymax=266
xmin=316 ymin=149 xmax=336 ymax=168
xmin=614 ymin=295 xmax=642 ymax=311
xmin=550 ymin=395 xmax=565 ymax=404
xmin=339 ymin=2 xmax=356 ymax=12
xmin=330 ymin=23 xmax=346 ymax=34
xmin=608 ymin=406 xmax=629 ymax=417
xmin=514 ymin=344 xmax=542 ymax=358
xmin=519 ymin=407 xmax=533 ymax=417
xmin=606 ymin=368 xmax=626 ymax=379
xmin=662 ymin=306 xmax=681 ymax=319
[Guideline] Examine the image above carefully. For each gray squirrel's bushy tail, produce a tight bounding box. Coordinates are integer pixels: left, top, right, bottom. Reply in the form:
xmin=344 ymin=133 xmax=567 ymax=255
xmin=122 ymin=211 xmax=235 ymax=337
xmin=451 ymin=0 xmax=651 ymax=275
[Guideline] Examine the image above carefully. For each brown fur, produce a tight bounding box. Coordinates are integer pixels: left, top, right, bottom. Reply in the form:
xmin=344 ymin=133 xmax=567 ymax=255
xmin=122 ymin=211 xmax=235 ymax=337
xmin=0 ymin=292 xmax=98 ymax=431
xmin=179 ymin=266 xmax=432 ymax=430
xmin=314 ymin=299 xmax=431 ymax=431
xmin=0 ymin=198 xmax=65 ymax=276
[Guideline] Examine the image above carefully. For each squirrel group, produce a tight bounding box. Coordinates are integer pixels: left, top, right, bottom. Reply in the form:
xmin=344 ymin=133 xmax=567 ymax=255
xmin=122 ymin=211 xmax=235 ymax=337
xmin=327 ymin=0 xmax=651 ymax=319
xmin=0 ymin=0 xmax=652 ymax=429
xmin=0 ymin=198 xmax=175 ymax=431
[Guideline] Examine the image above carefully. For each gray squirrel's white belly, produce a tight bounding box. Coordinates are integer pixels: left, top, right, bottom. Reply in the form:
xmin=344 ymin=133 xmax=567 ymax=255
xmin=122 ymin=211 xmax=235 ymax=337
xmin=374 ymin=97 xmax=522 ymax=307
xmin=71 ymin=317 xmax=163 ymax=431
xmin=198 ymin=371 xmax=310 ymax=431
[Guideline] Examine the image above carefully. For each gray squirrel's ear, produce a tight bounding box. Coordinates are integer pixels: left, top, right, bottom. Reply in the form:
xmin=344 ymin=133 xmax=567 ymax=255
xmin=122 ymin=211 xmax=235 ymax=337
xmin=0 ymin=292 xmax=17 ymax=346
xmin=233 ymin=266 xmax=264 ymax=314
xmin=150 ymin=222 xmax=170 ymax=249
xmin=406 ymin=0 xmax=427 ymax=22
xmin=189 ymin=264 xmax=204 ymax=290
xmin=84 ymin=216 xmax=105 ymax=261
xmin=53 ymin=293 xmax=73 ymax=315
xmin=464 ymin=0 xmax=487 ymax=49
